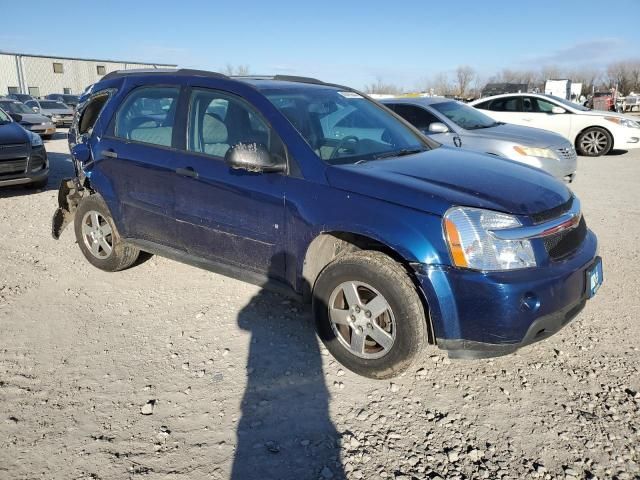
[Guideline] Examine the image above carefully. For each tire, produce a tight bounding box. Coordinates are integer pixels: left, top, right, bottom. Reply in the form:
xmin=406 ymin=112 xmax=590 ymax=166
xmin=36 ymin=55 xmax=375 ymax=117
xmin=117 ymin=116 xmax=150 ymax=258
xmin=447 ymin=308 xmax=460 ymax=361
xmin=576 ymin=127 xmax=612 ymax=157
xmin=28 ymin=177 xmax=48 ymax=189
xmin=74 ymin=194 xmax=140 ymax=272
xmin=313 ymin=250 xmax=426 ymax=379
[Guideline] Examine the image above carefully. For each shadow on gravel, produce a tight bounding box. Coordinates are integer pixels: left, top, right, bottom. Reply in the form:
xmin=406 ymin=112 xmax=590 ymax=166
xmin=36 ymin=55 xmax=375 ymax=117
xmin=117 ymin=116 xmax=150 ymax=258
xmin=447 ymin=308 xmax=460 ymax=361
xmin=0 ymin=150 xmax=74 ymax=198
xmin=231 ymin=260 xmax=345 ymax=480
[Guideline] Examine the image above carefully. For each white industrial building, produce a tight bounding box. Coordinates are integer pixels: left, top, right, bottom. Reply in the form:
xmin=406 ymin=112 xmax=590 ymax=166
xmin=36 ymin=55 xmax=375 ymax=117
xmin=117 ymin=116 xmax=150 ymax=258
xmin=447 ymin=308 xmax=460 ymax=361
xmin=0 ymin=51 xmax=176 ymax=97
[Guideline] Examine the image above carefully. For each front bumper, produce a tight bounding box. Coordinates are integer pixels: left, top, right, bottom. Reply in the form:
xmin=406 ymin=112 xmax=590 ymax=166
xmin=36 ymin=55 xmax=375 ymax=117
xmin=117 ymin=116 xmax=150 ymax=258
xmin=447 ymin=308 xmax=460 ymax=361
xmin=0 ymin=146 xmax=49 ymax=187
xmin=414 ymin=230 xmax=599 ymax=359
xmin=24 ymin=124 xmax=56 ymax=136
xmin=52 ymin=117 xmax=73 ymax=127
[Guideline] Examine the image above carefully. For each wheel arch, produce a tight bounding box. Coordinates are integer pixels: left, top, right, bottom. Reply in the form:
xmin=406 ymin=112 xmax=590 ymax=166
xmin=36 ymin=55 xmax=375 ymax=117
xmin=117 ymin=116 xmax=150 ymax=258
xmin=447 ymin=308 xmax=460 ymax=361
xmin=301 ymin=231 xmax=436 ymax=344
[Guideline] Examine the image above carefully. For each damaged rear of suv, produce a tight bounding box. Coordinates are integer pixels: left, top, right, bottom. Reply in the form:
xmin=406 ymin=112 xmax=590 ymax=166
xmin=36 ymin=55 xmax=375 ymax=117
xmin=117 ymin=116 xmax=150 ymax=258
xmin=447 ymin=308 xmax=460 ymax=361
xmin=52 ymin=69 xmax=602 ymax=379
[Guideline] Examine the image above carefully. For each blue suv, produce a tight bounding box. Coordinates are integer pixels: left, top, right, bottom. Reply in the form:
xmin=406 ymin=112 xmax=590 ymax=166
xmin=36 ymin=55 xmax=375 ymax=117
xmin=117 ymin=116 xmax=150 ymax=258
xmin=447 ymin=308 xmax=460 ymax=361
xmin=52 ymin=70 xmax=602 ymax=378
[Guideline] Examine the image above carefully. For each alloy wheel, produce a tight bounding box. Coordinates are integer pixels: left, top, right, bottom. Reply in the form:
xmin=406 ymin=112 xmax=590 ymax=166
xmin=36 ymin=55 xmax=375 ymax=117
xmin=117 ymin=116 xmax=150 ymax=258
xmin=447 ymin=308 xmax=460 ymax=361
xmin=328 ymin=281 xmax=396 ymax=359
xmin=81 ymin=210 xmax=113 ymax=259
xmin=580 ymin=130 xmax=609 ymax=155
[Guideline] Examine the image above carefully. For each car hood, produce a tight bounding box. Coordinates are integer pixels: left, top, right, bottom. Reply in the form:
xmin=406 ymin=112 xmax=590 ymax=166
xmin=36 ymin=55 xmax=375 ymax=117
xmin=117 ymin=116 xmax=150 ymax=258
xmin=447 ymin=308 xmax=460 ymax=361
xmin=326 ymin=147 xmax=571 ymax=217
xmin=465 ymin=122 xmax=569 ymax=147
xmin=17 ymin=113 xmax=53 ymax=125
xmin=0 ymin=122 xmax=29 ymax=143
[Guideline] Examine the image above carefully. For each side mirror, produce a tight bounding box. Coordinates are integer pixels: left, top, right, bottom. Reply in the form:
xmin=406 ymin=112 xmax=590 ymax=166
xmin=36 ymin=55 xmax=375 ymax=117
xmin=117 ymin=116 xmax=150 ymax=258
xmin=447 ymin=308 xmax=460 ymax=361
xmin=71 ymin=143 xmax=91 ymax=164
xmin=225 ymin=143 xmax=286 ymax=173
xmin=32 ymin=107 xmax=40 ymax=113
xmin=551 ymin=106 xmax=566 ymax=114
xmin=428 ymin=122 xmax=449 ymax=134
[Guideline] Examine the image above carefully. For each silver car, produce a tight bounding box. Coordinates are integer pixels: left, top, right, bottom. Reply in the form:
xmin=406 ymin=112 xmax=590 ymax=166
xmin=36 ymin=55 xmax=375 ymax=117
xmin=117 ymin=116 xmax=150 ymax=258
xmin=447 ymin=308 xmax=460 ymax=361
xmin=382 ymin=97 xmax=577 ymax=182
xmin=24 ymin=99 xmax=74 ymax=127
xmin=0 ymin=98 xmax=56 ymax=138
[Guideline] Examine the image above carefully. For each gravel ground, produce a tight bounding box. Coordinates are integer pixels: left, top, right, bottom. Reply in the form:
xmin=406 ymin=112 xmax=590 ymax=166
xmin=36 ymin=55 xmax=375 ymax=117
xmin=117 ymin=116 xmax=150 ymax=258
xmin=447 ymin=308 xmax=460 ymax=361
xmin=1 ymin=133 xmax=639 ymax=480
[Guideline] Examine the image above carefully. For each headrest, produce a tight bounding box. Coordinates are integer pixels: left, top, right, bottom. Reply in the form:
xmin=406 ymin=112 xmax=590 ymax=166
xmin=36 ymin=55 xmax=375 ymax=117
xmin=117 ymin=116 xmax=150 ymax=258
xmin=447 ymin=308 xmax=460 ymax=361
xmin=203 ymin=113 xmax=228 ymax=143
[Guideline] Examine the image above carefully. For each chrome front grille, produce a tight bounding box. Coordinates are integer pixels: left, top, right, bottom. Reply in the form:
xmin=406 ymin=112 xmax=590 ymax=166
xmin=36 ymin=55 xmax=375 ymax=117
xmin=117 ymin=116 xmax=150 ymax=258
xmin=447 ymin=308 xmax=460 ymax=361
xmin=0 ymin=159 xmax=28 ymax=175
xmin=0 ymin=143 xmax=29 ymax=160
xmin=556 ymin=146 xmax=577 ymax=162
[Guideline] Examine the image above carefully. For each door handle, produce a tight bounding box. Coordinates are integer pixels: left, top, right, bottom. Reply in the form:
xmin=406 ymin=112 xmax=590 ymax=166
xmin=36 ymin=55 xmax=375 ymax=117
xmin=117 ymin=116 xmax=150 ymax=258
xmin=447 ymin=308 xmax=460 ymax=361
xmin=176 ymin=167 xmax=198 ymax=178
xmin=101 ymin=149 xmax=118 ymax=158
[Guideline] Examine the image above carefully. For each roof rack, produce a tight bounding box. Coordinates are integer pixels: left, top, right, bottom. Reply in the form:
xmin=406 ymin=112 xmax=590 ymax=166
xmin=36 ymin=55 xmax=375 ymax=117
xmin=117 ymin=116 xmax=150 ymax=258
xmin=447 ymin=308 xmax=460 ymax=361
xmin=100 ymin=69 xmax=326 ymax=87
xmin=231 ymin=74 xmax=326 ymax=85
xmin=101 ymin=68 xmax=229 ymax=82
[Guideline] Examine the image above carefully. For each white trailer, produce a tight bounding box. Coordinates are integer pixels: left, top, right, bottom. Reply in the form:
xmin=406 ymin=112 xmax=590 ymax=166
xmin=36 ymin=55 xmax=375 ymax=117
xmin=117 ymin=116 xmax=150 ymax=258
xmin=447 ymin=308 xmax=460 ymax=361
xmin=545 ymin=79 xmax=571 ymax=100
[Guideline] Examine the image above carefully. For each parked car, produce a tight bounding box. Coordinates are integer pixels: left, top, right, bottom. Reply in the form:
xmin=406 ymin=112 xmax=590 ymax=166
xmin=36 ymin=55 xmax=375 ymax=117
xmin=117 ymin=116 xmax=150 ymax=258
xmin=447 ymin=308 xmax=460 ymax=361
xmin=52 ymin=70 xmax=602 ymax=378
xmin=7 ymin=93 xmax=35 ymax=103
xmin=0 ymin=98 xmax=56 ymax=139
xmin=470 ymin=93 xmax=640 ymax=156
xmin=0 ymin=107 xmax=48 ymax=188
xmin=24 ymin=99 xmax=74 ymax=127
xmin=382 ymin=97 xmax=577 ymax=182
xmin=45 ymin=94 xmax=80 ymax=109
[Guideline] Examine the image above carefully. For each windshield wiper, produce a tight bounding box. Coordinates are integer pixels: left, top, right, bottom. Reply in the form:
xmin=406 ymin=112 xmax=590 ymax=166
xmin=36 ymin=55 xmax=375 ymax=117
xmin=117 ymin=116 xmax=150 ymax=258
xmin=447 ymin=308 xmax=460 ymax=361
xmin=373 ymin=148 xmax=425 ymax=160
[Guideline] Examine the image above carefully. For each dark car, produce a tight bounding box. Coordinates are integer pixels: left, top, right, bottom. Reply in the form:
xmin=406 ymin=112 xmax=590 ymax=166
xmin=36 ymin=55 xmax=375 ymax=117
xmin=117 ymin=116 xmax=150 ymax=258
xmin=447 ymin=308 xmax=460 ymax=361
xmin=7 ymin=93 xmax=35 ymax=103
xmin=52 ymin=69 xmax=602 ymax=378
xmin=45 ymin=94 xmax=80 ymax=109
xmin=0 ymin=107 xmax=49 ymax=188
xmin=0 ymin=98 xmax=56 ymax=139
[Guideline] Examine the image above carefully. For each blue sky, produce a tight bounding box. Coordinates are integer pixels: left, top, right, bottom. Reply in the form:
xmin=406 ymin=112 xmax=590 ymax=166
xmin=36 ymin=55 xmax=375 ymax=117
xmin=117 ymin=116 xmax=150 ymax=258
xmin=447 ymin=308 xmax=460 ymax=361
xmin=2 ymin=0 xmax=639 ymax=89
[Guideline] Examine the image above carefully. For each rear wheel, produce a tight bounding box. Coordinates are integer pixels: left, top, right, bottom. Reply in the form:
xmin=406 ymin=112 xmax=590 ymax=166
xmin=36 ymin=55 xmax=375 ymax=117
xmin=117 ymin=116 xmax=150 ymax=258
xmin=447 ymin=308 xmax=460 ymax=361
xmin=74 ymin=194 xmax=140 ymax=272
xmin=313 ymin=251 xmax=426 ymax=379
xmin=576 ymin=127 xmax=612 ymax=156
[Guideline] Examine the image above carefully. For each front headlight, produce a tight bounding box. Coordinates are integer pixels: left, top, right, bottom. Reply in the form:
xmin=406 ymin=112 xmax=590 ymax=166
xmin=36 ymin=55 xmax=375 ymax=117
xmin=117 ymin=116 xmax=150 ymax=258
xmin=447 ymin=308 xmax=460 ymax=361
xmin=605 ymin=116 xmax=640 ymax=129
xmin=443 ymin=207 xmax=537 ymax=271
xmin=513 ymin=145 xmax=557 ymax=159
xmin=29 ymin=132 xmax=43 ymax=147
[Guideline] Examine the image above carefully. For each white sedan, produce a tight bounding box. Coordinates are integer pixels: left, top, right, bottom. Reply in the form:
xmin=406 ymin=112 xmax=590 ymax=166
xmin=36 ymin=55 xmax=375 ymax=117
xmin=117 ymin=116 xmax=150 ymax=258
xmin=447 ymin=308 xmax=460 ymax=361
xmin=470 ymin=93 xmax=640 ymax=156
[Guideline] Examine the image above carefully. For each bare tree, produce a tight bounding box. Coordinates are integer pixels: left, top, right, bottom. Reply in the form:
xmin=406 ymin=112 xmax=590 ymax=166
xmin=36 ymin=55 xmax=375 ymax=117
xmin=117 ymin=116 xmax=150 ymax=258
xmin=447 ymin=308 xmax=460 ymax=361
xmin=364 ymin=77 xmax=402 ymax=95
xmin=455 ymin=65 xmax=475 ymax=97
xmin=223 ymin=64 xmax=251 ymax=76
xmin=426 ymin=72 xmax=453 ymax=96
xmin=607 ymin=61 xmax=632 ymax=94
xmin=628 ymin=60 xmax=640 ymax=93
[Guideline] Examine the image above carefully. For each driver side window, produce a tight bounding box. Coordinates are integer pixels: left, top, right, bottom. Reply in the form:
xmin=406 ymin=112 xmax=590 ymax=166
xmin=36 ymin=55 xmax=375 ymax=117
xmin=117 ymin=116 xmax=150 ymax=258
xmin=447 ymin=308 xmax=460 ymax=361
xmin=187 ymin=88 xmax=286 ymax=166
xmin=390 ymin=104 xmax=441 ymax=132
xmin=533 ymin=98 xmax=556 ymax=113
xmin=114 ymin=86 xmax=179 ymax=147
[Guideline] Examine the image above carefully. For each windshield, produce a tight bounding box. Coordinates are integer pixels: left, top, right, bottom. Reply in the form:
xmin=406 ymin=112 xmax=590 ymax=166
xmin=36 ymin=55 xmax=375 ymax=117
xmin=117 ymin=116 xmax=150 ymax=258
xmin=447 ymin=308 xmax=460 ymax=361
xmin=431 ymin=100 xmax=498 ymax=130
xmin=40 ymin=101 xmax=68 ymax=109
xmin=543 ymin=94 xmax=590 ymax=111
xmin=263 ymin=86 xmax=428 ymax=165
xmin=0 ymin=108 xmax=11 ymax=123
xmin=0 ymin=101 xmax=33 ymax=114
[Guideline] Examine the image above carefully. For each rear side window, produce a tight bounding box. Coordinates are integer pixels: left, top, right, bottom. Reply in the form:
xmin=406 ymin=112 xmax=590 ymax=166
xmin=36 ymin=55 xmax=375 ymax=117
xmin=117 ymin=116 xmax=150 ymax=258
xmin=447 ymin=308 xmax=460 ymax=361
xmin=114 ymin=86 xmax=179 ymax=147
xmin=78 ymin=93 xmax=110 ymax=135
xmin=474 ymin=101 xmax=490 ymax=110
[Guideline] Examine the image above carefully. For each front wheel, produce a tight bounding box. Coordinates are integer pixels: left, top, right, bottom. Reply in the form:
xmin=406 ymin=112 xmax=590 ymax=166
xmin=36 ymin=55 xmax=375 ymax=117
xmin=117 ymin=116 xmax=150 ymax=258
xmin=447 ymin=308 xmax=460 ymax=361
xmin=576 ymin=127 xmax=612 ymax=156
xmin=313 ymin=251 xmax=427 ymax=379
xmin=74 ymin=194 xmax=140 ymax=272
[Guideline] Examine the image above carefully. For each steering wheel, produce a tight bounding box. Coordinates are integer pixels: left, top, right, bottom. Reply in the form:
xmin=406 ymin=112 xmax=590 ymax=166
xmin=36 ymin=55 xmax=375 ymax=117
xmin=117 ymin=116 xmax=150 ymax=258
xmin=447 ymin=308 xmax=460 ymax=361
xmin=330 ymin=136 xmax=360 ymax=159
